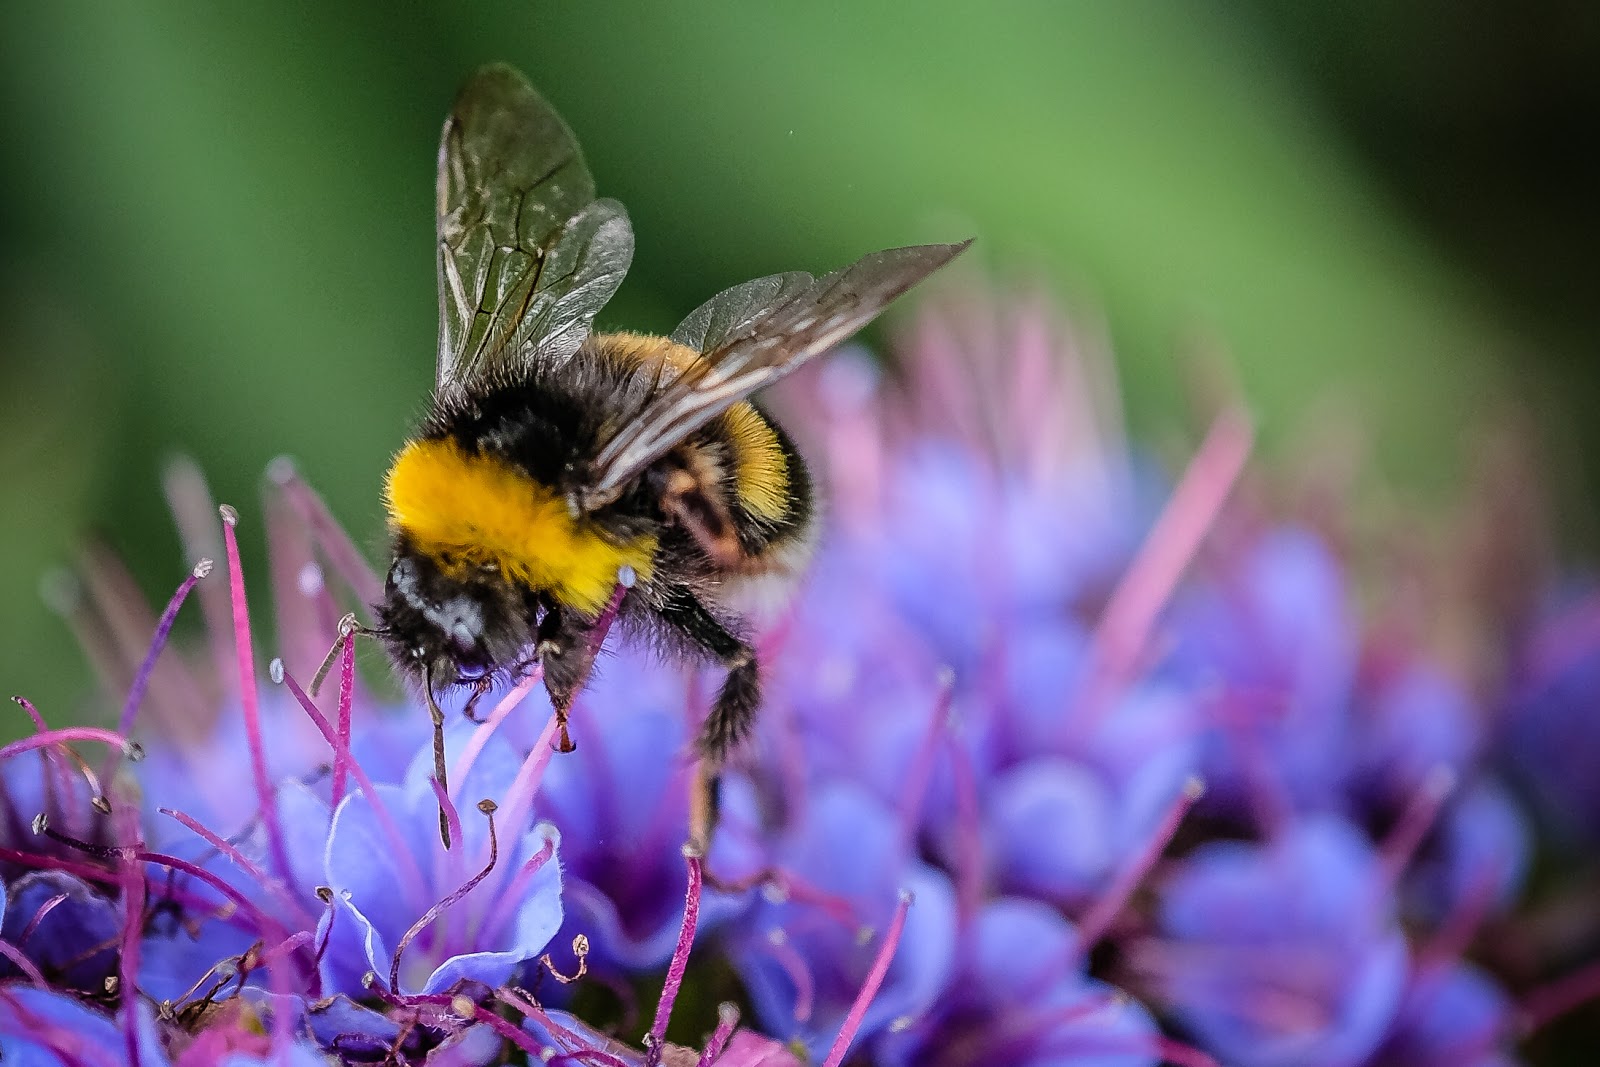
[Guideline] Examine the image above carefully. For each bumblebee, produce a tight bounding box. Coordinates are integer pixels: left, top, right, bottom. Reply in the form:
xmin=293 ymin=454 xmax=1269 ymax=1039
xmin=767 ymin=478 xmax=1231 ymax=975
xmin=371 ymin=63 xmax=967 ymax=844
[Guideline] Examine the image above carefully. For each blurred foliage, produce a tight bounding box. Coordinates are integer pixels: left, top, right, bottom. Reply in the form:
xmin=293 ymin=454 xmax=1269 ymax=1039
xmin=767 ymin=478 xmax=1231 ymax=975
xmin=0 ymin=1 xmax=1593 ymax=722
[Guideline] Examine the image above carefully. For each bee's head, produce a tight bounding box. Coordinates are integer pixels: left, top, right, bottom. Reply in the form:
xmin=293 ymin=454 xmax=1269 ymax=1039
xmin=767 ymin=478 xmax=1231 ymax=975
xmin=377 ymin=547 xmax=533 ymax=690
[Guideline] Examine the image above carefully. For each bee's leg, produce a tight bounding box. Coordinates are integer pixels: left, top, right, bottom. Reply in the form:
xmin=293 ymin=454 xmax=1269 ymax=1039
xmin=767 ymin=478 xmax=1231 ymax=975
xmin=658 ymin=588 xmax=760 ymax=852
xmin=535 ymin=604 xmax=591 ymax=753
xmin=460 ymin=675 xmax=495 ymax=723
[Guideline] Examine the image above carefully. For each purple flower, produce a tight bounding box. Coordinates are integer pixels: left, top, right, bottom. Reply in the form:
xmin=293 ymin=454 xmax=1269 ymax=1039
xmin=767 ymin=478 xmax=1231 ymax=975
xmin=1168 ymin=527 xmax=1358 ymax=822
xmin=318 ymin=723 xmax=565 ymax=997
xmin=877 ymin=897 xmax=1159 ymax=1067
xmin=1367 ymin=962 xmax=1520 ymax=1067
xmin=12 ymin=283 xmax=1600 ymax=1067
xmin=1504 ymin=591 xmax=1600 ymax=840
xmin=2 ymin=870 xmax=120 ymax=992
xmin=0 ymin=986 xmax=165 ymax=1067
xmin=1141 ymin=816 xmax=1410 ymax=1067
xmin=729 ymin=780 xmax=958 ymax=1059
xmin=530 ymin=654 xmax=759 ymax=989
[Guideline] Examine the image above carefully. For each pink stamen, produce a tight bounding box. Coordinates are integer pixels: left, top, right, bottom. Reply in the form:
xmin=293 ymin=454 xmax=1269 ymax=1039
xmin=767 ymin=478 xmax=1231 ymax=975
xmin=896 ymin=670 xmax=955 ymax=851
xmin=116 ymin=808 xmax=144 ymax=1067
xmin=481 ymin=711 xmax=563 ymax=878
xmin=390 ymin=802 xmax=499 ymax=993
xmin=1065 ymin=408 xmax=1252 ymax=737
xmin=267 ymin=459 xmax=383 ymax=606
xmin=762 ymin=930 xmax=816 ymax=1022
xmin=946 ymin=737 xmax=985 ymax=921
xmin=378 ymin=987 xmax=550 ymax=1061
xmin=15 ymin=894 xmax=67 ymax=947
xmin=331 ymin=635 xmax=356 ymax=809
xmin=482 ymin=832 xmax=558 ymax=945
xmin=219 ymin=506 xmax=294 ymax=886
xmin=11 ymin=696 xmax=47 ymax=732
xmin=1379 ymin=766 xmax=1457 ymax=888
xmin=278 ymin=667 xmax=429 ymax=904
xmin=0 ymin=846 xmax=116 ymax=885
xmin=1517 ymin=958 xmax=1600 ymax=1035
xmin=820 ymin=889 xmax=913 ymax=1067
xmin=696 ymin=1003 xmax=741 ymax=1067
xmin=0 ymin=938 xmax=48 ymax=987
xmin=135 ymin=850 xmax=282 ymax=935
xmin=495 ymin=987 xmax=634 ymax=1067
xmin=429 ymin=774 xmax=469 ymax=941
xmin=158 ymin=807 xmax=315 ymax=929
xmin=114 ymin=559 xmax=210 ymax=742
xmin=1074 ymin=777 xmax=1204 ymax=953
xmin=449 ymin=669 xmax=542 ymax=797
xmin=0 ymin=727 xmax=130 ymax=763
xmin=646 ymin=850 xmax=705 ymax=1067
xmin=162 ymin=458 xmax=235 ymax=678
xmin=11 ymin=699 xmax=86 ymax=828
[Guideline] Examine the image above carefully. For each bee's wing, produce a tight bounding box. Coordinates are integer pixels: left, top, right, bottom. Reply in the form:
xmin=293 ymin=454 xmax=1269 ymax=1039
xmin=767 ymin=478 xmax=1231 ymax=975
xmin=584 ymin=240 xmax=970 ymax=507
xmin=435 ymin=64 xmax=633 ymax=395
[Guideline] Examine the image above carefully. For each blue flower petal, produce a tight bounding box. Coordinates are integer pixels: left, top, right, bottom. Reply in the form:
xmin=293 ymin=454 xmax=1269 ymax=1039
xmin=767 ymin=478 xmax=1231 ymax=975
xmin=2 ymin=870 xmax=120 ymax=991
xmin=325 ymin=783 xmax=430 ymax=954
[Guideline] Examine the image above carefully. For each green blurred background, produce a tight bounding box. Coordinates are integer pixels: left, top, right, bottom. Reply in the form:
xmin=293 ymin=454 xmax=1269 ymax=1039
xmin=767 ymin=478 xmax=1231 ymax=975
xmin=1 ymin=2 xmax=1597 ymax=722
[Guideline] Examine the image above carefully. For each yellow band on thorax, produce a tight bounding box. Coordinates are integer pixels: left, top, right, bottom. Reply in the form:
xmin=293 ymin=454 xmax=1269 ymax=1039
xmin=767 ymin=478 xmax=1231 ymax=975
xmin=384 ymin=437 xmax=655 ymax=617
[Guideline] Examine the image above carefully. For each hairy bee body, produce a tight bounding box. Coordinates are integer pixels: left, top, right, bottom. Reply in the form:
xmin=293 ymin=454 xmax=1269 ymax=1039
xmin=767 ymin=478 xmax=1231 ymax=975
xmin=380 ymin=331 xmax=815 ymax=761
xmin=373 ymin=62 xmax=964 ymax=845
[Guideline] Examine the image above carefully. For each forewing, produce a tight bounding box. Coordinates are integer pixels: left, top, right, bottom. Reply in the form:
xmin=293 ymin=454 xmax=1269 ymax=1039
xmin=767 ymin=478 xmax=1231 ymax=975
xmin=585 ymin=240 xmax=970 ymax=505
xmin=435 ymin=64 xmax=632 ymax=393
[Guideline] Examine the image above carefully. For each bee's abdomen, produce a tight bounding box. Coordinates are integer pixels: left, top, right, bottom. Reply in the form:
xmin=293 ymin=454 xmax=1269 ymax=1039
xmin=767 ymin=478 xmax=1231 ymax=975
xmin=592 ymin=331 xmax=799 ymax=526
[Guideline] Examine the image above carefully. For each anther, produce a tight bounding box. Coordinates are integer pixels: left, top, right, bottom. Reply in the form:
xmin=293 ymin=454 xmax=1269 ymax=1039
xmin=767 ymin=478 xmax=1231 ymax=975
xmin=218 ymin=504 xmax=239 ymax=526
xmin=192 ymin=558 xmax=214 ymax=579
xmin=538 ymin=933 xmax=591 ymax=985
xmin=268 ymin=658 xmax=285 ymax=685
xmin=451 ymin=994 xmax=476 ymax=1019
xmin=123 ymin=741 xmax=145 ymax=762
xmin=31 ymin=813 xmax=47 ymax=835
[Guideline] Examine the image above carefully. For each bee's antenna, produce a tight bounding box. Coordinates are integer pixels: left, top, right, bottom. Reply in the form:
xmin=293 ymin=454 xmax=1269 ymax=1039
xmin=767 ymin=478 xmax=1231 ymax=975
xmin=309 ymin=614 xmax=387 ymax=697
xmin=423 ymin=663 xmax=452 ymax=850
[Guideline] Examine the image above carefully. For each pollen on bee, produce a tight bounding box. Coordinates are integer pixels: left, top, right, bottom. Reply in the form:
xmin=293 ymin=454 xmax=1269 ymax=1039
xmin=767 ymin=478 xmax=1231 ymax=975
xmin=383 ymin=437 xmax=656 ymax=617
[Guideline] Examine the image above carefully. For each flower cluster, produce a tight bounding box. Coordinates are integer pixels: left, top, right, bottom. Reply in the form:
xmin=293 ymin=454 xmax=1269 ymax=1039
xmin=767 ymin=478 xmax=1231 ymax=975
xmin=4 ymin=289 xmax=1600 ymax=1065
